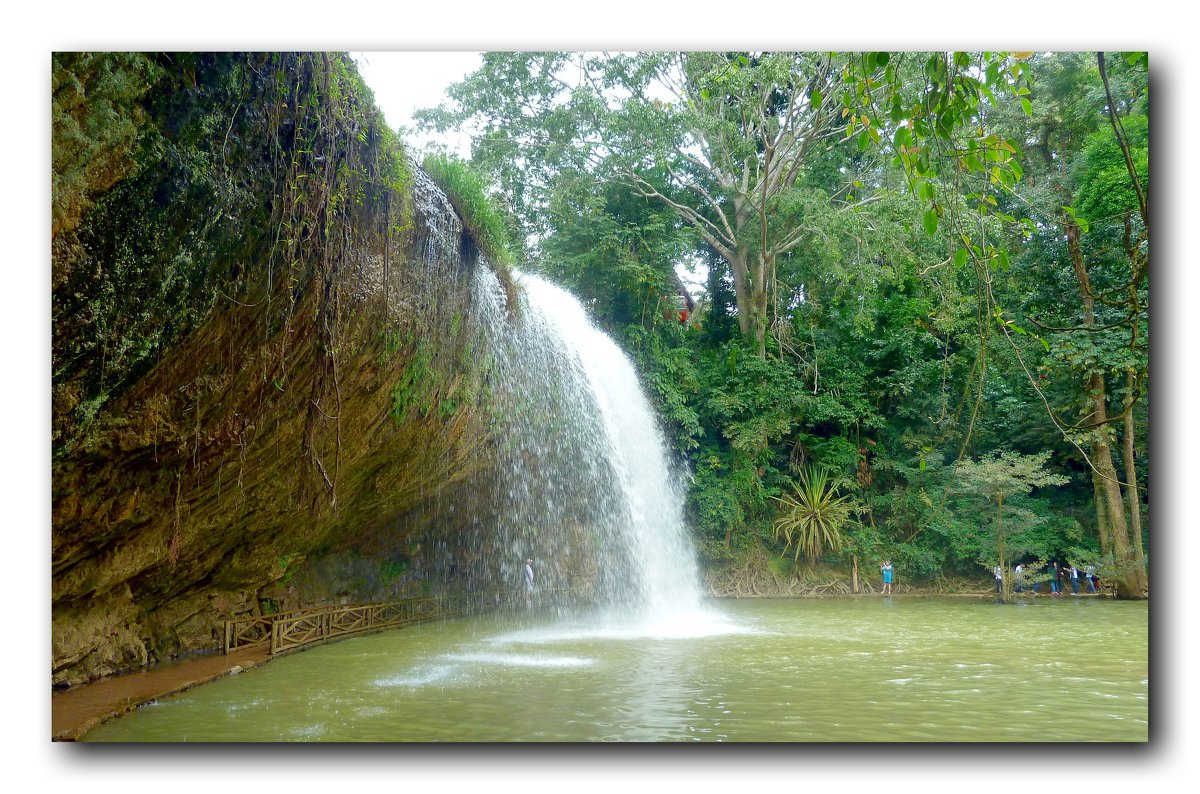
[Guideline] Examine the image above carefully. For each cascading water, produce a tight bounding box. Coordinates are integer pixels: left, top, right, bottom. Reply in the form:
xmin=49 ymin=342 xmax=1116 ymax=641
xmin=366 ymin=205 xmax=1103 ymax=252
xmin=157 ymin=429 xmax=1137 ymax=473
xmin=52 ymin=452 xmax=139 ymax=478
xmin=472 ymin=266 xmax=707 ymax=624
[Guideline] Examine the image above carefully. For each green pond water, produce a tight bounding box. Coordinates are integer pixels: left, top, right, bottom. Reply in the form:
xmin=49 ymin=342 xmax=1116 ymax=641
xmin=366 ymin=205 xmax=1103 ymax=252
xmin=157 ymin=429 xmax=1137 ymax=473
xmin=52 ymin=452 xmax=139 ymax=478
xmin=84 ymin=596 xmax=1148 ymax=742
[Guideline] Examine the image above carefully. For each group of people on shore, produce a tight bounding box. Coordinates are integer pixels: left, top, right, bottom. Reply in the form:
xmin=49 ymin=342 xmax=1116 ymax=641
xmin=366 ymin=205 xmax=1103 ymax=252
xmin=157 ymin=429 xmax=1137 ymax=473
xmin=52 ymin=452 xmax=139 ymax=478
xmin=998 ymin=561 xmax=1100 ymax=595
xmin=529 ymin=554 xmax=1100 ymax=601
xmin=879 ymin=559 xmax=1101 ymax=596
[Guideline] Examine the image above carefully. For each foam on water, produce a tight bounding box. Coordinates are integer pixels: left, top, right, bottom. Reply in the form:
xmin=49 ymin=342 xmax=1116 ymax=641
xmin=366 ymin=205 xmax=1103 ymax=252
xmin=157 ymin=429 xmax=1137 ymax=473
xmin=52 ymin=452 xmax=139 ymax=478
xmin=372 ymin=666 xmax=458 ymax=689
xmin=483 ymin=608 xmax=751 ymax=646
xmin=442 ymin=652 xmax=595 ymax=668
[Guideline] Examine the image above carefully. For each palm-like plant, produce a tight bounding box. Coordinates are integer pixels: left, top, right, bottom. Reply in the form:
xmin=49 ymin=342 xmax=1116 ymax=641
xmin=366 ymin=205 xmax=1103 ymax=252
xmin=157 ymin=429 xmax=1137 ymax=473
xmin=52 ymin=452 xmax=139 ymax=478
xmin=772 ymin=465 xmax=853 ymax=561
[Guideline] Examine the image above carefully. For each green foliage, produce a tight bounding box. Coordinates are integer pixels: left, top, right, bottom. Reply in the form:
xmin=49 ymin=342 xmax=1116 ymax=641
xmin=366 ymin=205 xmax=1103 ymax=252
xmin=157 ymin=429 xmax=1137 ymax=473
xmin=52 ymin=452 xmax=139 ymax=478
xmin=952 ymin=450 xmax=1069 ymax=505
xmin=772 ymin=465 xmax=855 ymax=561
xmin=946 ymin=451 xmax=1071 ymax=595
xmin=1073 ymin=114 xmax=1148 ymax=223
xmin=54 ymin=53 xmax=269 ymax=446
xmin=379 ymin=558 xmax=409 ymax=584
xmin=689 ymin=452 xmax=748 ymax=545
xmin=421 ymin=153 xmax=515 ymax=270
xmin=278 ymin=553 xmax=299 ymax=585
xmin=540 ymin=179 xmax=692 ymax=334
xmin=390 ymin=340 xmax=435 ymax=423
xmin=52 ymin=52 xmax=163 ymax=236
xmin=413 ymin=51 xmax=1148 ymax=587
xmin=53 ymin=53 xmax=414 ymax=458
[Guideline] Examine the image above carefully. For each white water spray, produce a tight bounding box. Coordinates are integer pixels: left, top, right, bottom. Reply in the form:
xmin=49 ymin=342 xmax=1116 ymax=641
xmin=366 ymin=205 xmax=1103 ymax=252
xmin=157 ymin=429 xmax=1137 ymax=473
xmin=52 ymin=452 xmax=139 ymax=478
xmin=474 ymin=267 xmax=707 ymax=623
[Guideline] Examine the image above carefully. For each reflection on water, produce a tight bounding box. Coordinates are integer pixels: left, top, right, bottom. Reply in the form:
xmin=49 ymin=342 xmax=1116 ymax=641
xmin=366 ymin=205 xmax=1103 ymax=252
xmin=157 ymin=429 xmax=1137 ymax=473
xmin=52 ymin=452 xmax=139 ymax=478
xmin=84 ymin=597 xmax=1148 ymax=742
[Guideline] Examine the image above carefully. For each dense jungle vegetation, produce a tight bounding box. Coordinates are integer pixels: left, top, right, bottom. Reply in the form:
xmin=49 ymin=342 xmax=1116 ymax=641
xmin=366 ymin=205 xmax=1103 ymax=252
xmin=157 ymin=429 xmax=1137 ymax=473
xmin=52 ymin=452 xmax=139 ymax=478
xmin=414 ymin=51 xmax=1149 ymax=600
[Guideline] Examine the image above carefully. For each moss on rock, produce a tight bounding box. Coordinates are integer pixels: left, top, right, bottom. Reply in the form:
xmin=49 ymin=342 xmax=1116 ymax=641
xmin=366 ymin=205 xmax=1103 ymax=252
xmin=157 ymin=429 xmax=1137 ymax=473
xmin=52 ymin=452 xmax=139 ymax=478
xmin=52 ymin=52 xmax=501 ymax=686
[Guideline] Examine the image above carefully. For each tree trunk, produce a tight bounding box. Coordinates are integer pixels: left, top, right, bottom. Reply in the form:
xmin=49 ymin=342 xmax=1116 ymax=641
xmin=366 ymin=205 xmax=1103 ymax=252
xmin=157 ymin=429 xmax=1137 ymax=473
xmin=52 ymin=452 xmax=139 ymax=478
xmin=1093 ymin=473 xmax=1111 ymax=555
xmin=1120 ymin=368 xmax=1148 ymax=594
xmin=727 ymin=247 xmax=753 ymax=340
xmin=724 ymin=244 xmax=768 ymax=358
xmin=851 ymin=554 xmax=859 ymax=594
xmin=1066 ymin=218 xmax=1141 ymax=598
xmin=720 ymin=196 xmax=768 ymax=357
xmin=750 ymin=247 xmax=771 ymax=358
xmin=996 ymin=495 xmax=1011 ymax=603
xmin=1089 ymin=417 xmax=1139 ymax=597
xmin=752 ymin=281 xmax=768 ymax=359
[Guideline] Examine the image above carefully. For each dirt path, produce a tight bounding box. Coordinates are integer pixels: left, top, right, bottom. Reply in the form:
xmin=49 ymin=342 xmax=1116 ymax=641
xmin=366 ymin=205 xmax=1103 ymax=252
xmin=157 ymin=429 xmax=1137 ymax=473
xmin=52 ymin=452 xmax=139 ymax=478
xmin=52 ymin=644 xmax=271 ymax=741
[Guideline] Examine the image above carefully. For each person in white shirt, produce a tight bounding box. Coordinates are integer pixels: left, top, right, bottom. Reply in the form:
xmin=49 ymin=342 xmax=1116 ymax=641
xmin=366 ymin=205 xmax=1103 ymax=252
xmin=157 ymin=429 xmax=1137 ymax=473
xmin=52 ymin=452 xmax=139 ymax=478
xmin=524 ymin=558 xmax=534 ymax=609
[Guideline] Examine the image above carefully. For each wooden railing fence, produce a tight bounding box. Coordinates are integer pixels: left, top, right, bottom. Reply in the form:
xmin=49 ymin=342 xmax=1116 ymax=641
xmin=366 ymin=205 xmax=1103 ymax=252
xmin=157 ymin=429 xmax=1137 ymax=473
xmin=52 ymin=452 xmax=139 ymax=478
xmin=223 ymin=587 xmax=583 ymax=656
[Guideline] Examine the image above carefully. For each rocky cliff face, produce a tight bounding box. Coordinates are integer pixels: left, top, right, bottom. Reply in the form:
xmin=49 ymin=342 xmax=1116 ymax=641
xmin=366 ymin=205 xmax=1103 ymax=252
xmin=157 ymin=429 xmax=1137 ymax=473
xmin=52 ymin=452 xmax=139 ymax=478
xmin=51 ymin=53 xmax=501 ymax=686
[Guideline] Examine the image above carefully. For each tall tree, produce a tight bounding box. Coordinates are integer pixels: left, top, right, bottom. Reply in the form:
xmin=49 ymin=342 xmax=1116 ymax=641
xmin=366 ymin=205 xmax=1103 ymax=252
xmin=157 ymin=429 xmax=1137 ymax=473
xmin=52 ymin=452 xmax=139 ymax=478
xmin=951 ymin=451 xmax=1069 ymax=602
xmin=420 ymin=52 xmax=859 ymax=358
xmin=1015 ymin=52 xmax=1148 ymax=597
xmin=611 ymin=52 xmax=850 ymax=358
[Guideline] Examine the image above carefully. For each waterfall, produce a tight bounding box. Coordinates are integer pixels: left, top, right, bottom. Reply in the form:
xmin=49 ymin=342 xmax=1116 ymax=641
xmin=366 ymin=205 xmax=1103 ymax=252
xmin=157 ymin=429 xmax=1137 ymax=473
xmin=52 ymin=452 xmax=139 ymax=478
xmin=472 ymin=267 xmax=704 ymax=620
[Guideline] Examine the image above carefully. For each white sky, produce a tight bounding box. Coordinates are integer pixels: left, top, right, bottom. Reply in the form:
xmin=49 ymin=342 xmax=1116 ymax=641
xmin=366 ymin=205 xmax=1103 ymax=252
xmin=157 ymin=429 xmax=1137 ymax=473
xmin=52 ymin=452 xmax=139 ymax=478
xmin=351 ymin=50 xmax=710 ymax=293
xmin=351 ymin=51 xmax=481 ymax=157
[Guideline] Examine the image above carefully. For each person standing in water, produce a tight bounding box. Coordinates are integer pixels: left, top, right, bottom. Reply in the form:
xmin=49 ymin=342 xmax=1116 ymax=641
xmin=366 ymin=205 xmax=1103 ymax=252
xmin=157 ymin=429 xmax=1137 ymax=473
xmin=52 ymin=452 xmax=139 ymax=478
xmin=880 ymin=560 xmax=893 ymax=595
xmin=524 ymin=558 xmax=535 ymax=609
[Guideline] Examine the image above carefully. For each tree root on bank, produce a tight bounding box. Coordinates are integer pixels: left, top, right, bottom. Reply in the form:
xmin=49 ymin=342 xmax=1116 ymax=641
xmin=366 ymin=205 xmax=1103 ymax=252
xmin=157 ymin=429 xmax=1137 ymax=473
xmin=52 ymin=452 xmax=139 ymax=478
xmin=704 ymin=563 xmax=994 ymax=598
xmin=705 ymin=567 xmax=857 ymax=598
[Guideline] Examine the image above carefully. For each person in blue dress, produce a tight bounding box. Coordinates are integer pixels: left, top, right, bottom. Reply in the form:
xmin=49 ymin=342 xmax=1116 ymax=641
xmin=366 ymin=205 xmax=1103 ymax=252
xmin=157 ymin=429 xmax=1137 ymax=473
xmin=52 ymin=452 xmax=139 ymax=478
xmin=880 ymin=560 xmax=893 ymax=595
